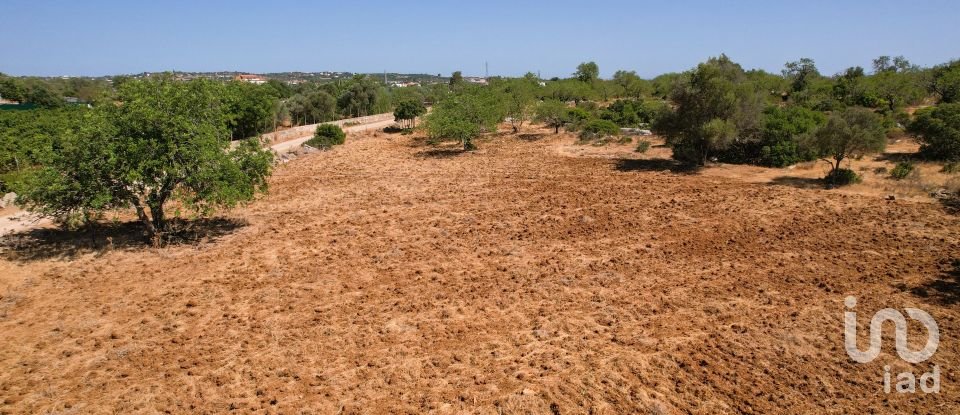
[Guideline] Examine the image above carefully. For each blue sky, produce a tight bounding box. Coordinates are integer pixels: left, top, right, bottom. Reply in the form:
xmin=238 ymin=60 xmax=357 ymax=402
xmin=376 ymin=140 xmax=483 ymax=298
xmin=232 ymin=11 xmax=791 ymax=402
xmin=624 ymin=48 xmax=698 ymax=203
xmin=2 ymin=0 xmax=958 ymax=78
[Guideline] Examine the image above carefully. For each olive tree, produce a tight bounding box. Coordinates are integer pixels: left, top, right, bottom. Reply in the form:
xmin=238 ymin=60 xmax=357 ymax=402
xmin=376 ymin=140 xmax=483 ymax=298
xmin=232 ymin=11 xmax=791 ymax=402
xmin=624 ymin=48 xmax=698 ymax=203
xmin=653 ymin=55 xmax=765 ymax=165
xmin=807 ymin=107 xmax=886 ymax=184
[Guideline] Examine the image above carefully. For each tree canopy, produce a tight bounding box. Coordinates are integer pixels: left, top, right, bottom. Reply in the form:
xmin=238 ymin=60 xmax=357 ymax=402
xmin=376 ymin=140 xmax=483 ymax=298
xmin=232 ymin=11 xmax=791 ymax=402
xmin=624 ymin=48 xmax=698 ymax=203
xmin=16 ymin=76 xmax=273 ymax=240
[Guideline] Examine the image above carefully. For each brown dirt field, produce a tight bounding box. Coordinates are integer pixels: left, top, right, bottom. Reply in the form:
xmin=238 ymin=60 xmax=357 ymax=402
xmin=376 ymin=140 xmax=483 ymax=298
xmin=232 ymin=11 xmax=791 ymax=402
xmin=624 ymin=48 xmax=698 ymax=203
xmin=1 ymin=126 xmax=959 ymax=414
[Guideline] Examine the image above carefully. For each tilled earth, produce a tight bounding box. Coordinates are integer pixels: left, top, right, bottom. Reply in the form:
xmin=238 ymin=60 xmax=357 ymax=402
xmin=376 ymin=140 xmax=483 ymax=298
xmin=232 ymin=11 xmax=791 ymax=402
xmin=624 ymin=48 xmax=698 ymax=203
xmin=1 ymin=128 xmax=958 ymax=414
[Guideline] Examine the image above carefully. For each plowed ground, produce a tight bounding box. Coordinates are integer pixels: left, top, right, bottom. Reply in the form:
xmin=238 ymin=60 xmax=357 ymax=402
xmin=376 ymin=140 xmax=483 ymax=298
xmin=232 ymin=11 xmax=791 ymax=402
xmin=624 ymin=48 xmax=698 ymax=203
xmin=1 ymin=127 xmax=958 ymax=414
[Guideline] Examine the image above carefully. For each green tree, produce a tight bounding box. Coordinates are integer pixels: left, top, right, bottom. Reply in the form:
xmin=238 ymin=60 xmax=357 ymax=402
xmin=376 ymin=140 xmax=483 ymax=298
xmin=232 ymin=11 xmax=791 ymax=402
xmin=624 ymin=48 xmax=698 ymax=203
xmin=783 ymin=58 xmax=820 ymax=92
xmin=575 ymin=61 xmax=600 ymax=83
xmin=16 ymin=77 xmax=273 ymax=240
xmin=393 ymin=99 xmax=427 ymax=128
xmin=338 ymin=75 xmax=382 ymax=117
xmin=929 ymin=60 xmax=960 ymax=104
xmin=422 ymin=86 xmax=505 ymax=150
xmin=223 ymin=81 xmax=279 ymax=139
xmin=807 ymin=107 xmax=886 ymax=180
xmin=612 ymin=70 xmax=649 ymax=99
xmin=502 ymin=78 xmax=536 ymax=133
xmin=0 ymin=74 xmax=26 ymax=102
xmin=450 ymin=71 xmax=464 ymax=86
xmin=908 ymin=103 xmax=960 ymax=161
xmin=653 ymin=55 xmax=765 ymax=165
xmin=752 ymin=106 xmax=825 ymax=167
xmin=534 ymin=99 xmax=569 ymax=133
xmin=24 ymin=82 xmax=64 ymax=108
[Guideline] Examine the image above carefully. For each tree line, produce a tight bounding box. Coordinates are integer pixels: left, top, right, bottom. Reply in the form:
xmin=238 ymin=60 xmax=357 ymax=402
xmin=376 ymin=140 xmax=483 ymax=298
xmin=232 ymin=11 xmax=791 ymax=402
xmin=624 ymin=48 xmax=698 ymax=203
xmin=420 ymin=56 xmax=960 ymax=185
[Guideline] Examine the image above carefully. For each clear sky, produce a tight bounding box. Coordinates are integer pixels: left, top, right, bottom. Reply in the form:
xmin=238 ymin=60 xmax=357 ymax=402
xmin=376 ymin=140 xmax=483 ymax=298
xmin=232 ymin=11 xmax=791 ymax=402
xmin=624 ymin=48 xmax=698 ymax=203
xmin=2 ymin=0 xmax=958 ymax=79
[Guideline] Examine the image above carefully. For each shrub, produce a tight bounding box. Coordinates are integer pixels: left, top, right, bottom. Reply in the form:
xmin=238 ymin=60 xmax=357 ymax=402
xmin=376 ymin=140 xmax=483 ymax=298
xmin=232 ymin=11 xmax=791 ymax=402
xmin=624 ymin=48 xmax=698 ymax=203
xmin=890 ymin=162 xmax=915 ymax=180
xmin=565 ymin=107 xmax=593 ymax=131
xmin=306 ymin=124 xmax=346 ymax=149
xmin=579 ymin=119 xmax=620 ymax=141
xmin=825 ymin=168 xmax=862 ymax=186
xmin=909 ymin=103 xmax=960 ymax=161
xmin=635 ymin=140 xmax=651 ymax=153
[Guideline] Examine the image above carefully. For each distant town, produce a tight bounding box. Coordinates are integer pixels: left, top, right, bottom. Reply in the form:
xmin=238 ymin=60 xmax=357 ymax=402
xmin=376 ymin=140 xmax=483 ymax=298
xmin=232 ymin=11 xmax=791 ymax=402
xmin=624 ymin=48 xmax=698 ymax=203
xmin=16 ymin=71 xmax=495 ymax=87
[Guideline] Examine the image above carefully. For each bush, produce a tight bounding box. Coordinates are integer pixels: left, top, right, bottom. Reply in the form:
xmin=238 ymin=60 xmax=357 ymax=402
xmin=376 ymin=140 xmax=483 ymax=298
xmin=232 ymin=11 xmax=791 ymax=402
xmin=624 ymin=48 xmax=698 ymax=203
xmin=635 ymin=140 xmax=651 ymax=153
xmin=909 ymin=103 xmax=960 ymax=161
xmin=306 ymin=124 xmax=346 ymax=149
xmin=890 ymin=162 xmax=915 ymax=180
xmin=579 ymin=119 xmax=620 ymax=141
xmin=565 ymin=107 xmax=593 ymax=131
xmin=825 ymin=168 xmax=862 ymax=186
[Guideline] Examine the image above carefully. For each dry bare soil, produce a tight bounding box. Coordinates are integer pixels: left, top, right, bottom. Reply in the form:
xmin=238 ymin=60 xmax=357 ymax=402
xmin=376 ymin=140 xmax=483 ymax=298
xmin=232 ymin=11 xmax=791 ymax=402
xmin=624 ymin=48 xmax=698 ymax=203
xmin=1 ymin=126 xmax=958 ymax=414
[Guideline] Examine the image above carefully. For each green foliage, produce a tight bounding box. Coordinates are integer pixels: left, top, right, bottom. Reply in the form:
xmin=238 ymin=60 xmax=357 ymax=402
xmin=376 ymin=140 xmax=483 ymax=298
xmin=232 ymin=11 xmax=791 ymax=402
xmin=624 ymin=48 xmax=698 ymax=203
xmin=422 ymin=85 xmax=505 ymax=150
xmin=0 ymin=107 xmax=86 ymax=189
xmin=393 ymin=99 xmax=427 ymax=128
xmin=809 ymin=106 xmax=886 ymax=175
xmin=612 ymin=70 xmax=650 ymax=99
xmin=306 ymin=124 xmax=346 ymax=149
xmin=825 ymin=168 xmax=862 ymax=186
xmin=653 ymin=54 xmax=765 ymax=165
xmin=635 ymin=140 xmax=651 ymax=153
xmin=500 ymin=78 xmax=536 ymax=133
xmin=337 ymin=75 xmax=385 ymax=117
xmin=543 ymin=79 xmax=595 ymax=103
xmin=565 ymin=107 xmax=593 ymax=131
xmin=909 ymin=103 xmax=960 ymax=161
xmin=579 ymin=119 xmax=620 ymax=141
xmin=534 ymin=99 xmax=569 ymax=133
xmin=783 ymin=58 xmax=820 ymax=92
xmin=450 ymin=71 xmax=463 ymax=86
xmin=223 ymin=81 xmax=279 ymax=139
xmin=740 ymin=106 xmax=825 ymax=167
xmin=930 ymin=60 xmax=960 ymax=104
xmin=575 ymin=62 xmax=600 ymax=83
xmin=890 ymin=162 xmax=915 ymax=180
xmin=600 ymin=99 xmax=660 ymax=127
xmin=16 ymin=76 xmax=273 ymax=238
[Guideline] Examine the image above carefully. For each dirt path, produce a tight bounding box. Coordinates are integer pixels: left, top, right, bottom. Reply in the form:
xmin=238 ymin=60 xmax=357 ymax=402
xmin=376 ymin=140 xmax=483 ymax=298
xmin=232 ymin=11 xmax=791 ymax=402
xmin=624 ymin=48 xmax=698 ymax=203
xmin=0 ymin=126 xmax=957 ymax=414
xmin=270 ymin=114 xmax=396 ymax=154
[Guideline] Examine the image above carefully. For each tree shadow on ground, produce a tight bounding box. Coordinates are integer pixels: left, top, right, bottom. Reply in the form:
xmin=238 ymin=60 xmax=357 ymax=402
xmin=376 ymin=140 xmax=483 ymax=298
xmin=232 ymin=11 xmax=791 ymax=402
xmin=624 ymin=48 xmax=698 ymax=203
xmin=910 ymin=259 xmax=960 ymax=305
xmin=939 ymin=196 xmax=960 ymax=214
xmin=876 ymin=152 xmax=922 ymax=163
xmin=613 ymin=158 xmax=697 ymax=174
xmin=0 ymin=217 xmax=247 ymax=262
xmin=517 ymin=133 xmax=547 ymax=142
xmin=414 ymin=148 xmax=468 ymax=158
xmin=768 ymin=176 xmax=825 ymax=189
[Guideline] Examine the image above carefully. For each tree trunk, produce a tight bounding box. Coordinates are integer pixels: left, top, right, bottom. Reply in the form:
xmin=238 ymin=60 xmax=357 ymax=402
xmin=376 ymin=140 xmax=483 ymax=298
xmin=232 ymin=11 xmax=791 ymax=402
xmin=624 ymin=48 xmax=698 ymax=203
xmin=133 ymin=201 xmax=157 ymax=239
xmin=150 ymin=203 xmax=165 ymax=233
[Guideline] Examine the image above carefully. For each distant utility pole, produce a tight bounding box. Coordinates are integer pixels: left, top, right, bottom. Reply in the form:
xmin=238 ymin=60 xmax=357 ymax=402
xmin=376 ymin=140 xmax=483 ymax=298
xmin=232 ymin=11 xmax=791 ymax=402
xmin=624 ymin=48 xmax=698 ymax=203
xmin=485 ymin=61 xmax=489 ymax=79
